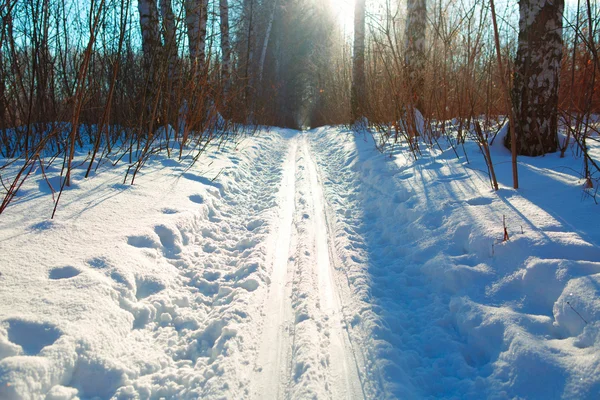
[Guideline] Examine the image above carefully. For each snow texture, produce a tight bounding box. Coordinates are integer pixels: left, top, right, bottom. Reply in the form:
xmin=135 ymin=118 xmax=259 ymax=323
xmin=0 ymin=125 xmax=599 ymax=399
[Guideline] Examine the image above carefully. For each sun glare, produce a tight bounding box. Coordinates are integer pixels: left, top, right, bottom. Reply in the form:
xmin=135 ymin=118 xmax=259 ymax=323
xmin=329 ymin=0 xmax=355 ymax=34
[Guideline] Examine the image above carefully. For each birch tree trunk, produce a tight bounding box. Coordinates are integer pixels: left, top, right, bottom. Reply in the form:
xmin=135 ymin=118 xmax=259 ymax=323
xmin=198 ymin=0 xmax=209 ymax=68
xmin=351 ymin=0 xmax=366 ymax=121
xmin=219 ymin=0 xmax=231 ymax=93
xmin=258 ymin=0 xmax=277 ymax=83
xmin=405 ymin=0 xmax=426 ymax=111
xmin=185 ymin=0 xmax=208 ymax=75
xmin=160 ymin=0 xmax=177 ymax=79
xmin=138 ymin=0 xmax=161 ymax=59
xmin=509 ymin=0 xmax=564 ymax=156
xmin=138 ymin=0 xmax=162 ymax=102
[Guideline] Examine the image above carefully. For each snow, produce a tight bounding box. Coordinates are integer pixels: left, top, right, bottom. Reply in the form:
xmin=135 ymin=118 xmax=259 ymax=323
xmin=0 ymin=124 xmax=599 ymax=399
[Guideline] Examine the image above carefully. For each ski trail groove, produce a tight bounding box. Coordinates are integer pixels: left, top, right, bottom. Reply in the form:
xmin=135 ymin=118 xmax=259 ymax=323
xmin=302 ymin=136 xmax=365 ymax=399
xmin=252 ymin=134 xmax=364 ymax=399
xmin=252 ymin=137 xmax=298 ymax=399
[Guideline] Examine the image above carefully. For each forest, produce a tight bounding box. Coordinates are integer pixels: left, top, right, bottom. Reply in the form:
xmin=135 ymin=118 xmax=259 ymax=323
xmin=1 ymin=0 xmax=598 ymax=159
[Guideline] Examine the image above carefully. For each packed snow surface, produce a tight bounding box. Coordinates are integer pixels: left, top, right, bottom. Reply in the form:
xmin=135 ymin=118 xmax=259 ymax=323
xmin=0 ymin=126 xmax=599 ymax=399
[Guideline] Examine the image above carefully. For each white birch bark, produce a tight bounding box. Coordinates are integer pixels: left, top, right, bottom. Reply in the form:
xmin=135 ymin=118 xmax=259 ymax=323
xmin=510 ymin=0 xmax=564 ymax=156
xmin=138 ymin=0 xmax=162 ymax=94
xmin=138 ymin=0 xmax=161 ymax=57
xmin=185 ymin=0 xmax=209 ymax=75
xmin=405 ymin=0 xmax=426 ymax=109
xmin=185 ymin=0 xmax=200 ymax=67
xmin=258 ymin=0 xmax=277 ymax=82
xmin=198 ymin=0 xmax=209 ymax=67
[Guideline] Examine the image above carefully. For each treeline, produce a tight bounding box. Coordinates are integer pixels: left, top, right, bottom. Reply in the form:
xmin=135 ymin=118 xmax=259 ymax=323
xmin=0 ymin=0 xmax=599 ymax=157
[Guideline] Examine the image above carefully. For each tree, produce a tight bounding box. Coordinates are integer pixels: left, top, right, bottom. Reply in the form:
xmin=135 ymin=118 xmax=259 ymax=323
xmin=405 ymin=0 xmax=427 ymax=111
xmin=219 ymin=0 xmax=231 ymax=96
xmin=352 ymin=0 xmax=366 ymax=121
xmin=137 ymin=0 xmax=162 ymax=68
xmin=508 ymin=0 xmax=565 ymax=156
xmin=159 ymin=0 xmax=177 ymax=80
xmin=185 ymin=0 xmax=209 ymax=76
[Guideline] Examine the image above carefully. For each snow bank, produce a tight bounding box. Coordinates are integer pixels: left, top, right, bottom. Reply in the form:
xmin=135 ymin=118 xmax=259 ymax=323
xmin=310 ymin=125 xmax=600 ymax=399
xmin=0 ymin=129 xmax=291 ymax=399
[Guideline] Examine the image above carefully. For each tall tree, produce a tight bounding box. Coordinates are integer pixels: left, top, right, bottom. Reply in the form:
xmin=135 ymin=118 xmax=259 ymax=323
xmin=185 ymin=0 xmax=209 ymax=76
xmin=405 ymin=0 xmax=427 ymax=111
xmin=258 ymin=0 xmax=277 ymax=83
xmin=509 ymin=0 xmax=564 ymax=156
xmin=138 ymin=0 xmax=161 ymax=62
xmin=219 ymin=0 xmax=231 ymax=95
xmin=159 ymin=0 xmax=177 ymax=79
xmin=242 ymin=0 xmax=255 ymax=112
xmin=351 ymin=0 xmax=366 ymax=121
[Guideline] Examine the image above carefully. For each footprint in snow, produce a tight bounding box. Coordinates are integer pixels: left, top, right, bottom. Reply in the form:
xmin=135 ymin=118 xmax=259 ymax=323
xmin=5 ymin=319 xmax=62 ymax=356
xmin=135 ymin=277 xmax=165 ymax=300
xmin=189 ymin=194 xmax=204 ymax=204
xmin=49 ymin=266 xmax=81 ymax=280
xmin=127 ymin=234 xmax=159 ymax=249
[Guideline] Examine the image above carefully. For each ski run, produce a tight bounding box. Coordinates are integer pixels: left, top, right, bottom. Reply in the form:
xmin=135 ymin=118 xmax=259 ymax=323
xmin=1 ymin=126 xmax=600 ymax=399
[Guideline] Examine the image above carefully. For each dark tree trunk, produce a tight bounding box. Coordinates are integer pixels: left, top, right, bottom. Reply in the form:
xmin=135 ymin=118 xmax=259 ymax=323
xmin=219 ymin=0 xmax=231 ymax=95
xmin=508 ymin=0 xmax=564 ymax=156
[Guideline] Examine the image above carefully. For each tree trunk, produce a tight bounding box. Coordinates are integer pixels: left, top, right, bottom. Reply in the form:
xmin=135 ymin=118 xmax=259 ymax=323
xmin=405 ymin=0 xmax=426 ymax=111
xmin=259 ymin=0 xmax=277 ymax=83
xmin=185 ymin=0 xmax=208 ymax=74
xmin=351 ymin=0 xmax=366 ymax=121
xmin=219 ymin=0 xmax=231 ymax=93
xmin=138 ymin=0 xmax=162 ymax=91
xmin=138 ymin=0 xmax=161 ymax=58
xmin=198 ymin=0 xmax=209 ymax=68
xmin=243 ymin=0 xmax=255 ymax=115
xmin=508 ymin=0 xmax=564 ymax=156
xmin=159 ymin=0 xmax=177 ymax=79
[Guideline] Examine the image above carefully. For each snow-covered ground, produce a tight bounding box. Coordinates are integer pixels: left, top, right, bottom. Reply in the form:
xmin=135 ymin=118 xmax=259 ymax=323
xmin=0 ymin=126 xmax=599 ymax=399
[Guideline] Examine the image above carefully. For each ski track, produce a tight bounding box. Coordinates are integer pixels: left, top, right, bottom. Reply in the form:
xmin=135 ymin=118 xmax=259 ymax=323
xmin=113 ymin=133 xmax=291 ymax=398
xmin=252 ymin=134 xmax=366 ymax=399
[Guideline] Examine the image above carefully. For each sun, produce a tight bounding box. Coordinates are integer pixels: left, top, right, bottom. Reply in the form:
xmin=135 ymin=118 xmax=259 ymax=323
xmin=328 ymin=0 xmax=355 ymax=34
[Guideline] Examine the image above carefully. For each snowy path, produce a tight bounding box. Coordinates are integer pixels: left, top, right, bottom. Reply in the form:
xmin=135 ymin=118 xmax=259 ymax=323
xmin=252 ymin=135 xmax=364 ymax=399
xmin=2 ymin=126 xmax=599 ymax=399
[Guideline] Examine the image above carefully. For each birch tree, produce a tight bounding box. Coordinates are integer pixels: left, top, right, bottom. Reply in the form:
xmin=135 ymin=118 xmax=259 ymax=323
xmin=242 ymin=0 xmax=255 ymax=110
xmin=185 ymin=0 xmax=209 ymax=75
xmin=405 ymin=0 xmax=427 ymax=111
xmin=159 ymin=0 xmax=177 ymax=79
xmin=138 ymin=0 xmax=161 ymax=62
xmin=509 ymin=0 xmax=564 ymax=156
xmin=258 ymin=0 xmax=277 ymax=83
xmin=352 ymin=0 xmax=366 ymax=121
